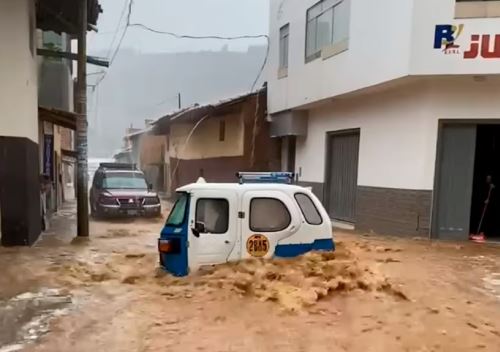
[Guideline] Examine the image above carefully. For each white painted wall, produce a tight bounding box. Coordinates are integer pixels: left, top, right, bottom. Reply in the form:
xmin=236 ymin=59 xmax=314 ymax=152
xmin=268 ymin=0 xmax=415 ymax=113
xmin=296 ymin=76 xmax=500 ymax=190
xmin=0 ymin=0 xmax=38 ymax=142
xmin=268 ymin=0 xmax=500 ymax=114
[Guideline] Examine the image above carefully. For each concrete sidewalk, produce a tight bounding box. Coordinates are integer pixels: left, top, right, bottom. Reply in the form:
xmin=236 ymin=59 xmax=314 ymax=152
xmin=37 ymin=199 xmax=77 ymax=247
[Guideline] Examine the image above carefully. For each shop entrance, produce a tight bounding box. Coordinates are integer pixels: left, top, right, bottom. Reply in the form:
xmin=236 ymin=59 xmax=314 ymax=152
xmin=433 ymin=122 xmax=500 ymax=241
xmin=469 ymin=125 xmax=500 ymax=240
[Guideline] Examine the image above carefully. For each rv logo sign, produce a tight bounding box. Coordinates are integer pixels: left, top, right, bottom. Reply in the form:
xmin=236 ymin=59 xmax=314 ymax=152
xmin=434 ymin=24 xmax=500 ymax=59
xmin=434 ymin=24 xmax=464 ymax=55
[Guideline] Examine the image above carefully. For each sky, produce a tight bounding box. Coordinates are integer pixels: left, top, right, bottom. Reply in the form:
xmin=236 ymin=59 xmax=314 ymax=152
xmin=88 ymin=0 xmax=270 ymax=56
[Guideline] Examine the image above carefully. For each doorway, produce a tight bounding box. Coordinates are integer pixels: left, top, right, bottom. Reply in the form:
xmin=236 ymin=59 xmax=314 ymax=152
xmin=325 ymin=129 xmax=360 ymax=223
xmin=469 ymin=125 xmax=500 ymax=240
xmin=433 ymin=122 xmax=500 ymax=241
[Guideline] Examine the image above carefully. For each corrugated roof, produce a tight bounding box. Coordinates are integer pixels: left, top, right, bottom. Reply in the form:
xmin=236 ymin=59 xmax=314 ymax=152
xmin=125 ymin=127 xmax=153 ymax=139
xmin=151 ymin=87 xmax=266 ymax=134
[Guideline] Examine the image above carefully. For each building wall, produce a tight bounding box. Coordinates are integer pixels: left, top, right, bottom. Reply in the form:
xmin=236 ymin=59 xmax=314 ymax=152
xmin=296 ymin=79 xmax=431 ymax=190
xmin=170 ymin=94 xmax=281 ymax=190
xmin=137 ymin=133 xmax=169 ymax=194
xmin=60 ymin=127 xmax=73 ymax=151
xmin=411 ymin=0 xmax=500 ymax=75
xmin=268 ymin=0 xmax=500 ymax=114
xmin=296 ymin=76 xmax=500 ymax=235
xmin=0 ymin=0 xmax=38 ymax=142
xmin=38 ymin=32 xmax=74 ymax=112
xmin=169 ymin=113 xmax=245 ymax=160
xmin=139 ymin=134 xmax=168 ymax=165
xmin=268 ymin=0 xmax=414 ymax=113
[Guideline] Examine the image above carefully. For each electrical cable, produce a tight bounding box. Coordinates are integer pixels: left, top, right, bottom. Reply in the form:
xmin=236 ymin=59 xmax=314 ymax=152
xmin=106 ymin=0 xmax=130 ymax=59
xmin=128 ymin=23 xmax=269 ymax=92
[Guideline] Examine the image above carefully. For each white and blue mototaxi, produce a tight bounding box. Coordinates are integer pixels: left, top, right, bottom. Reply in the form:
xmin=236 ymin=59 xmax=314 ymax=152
xmin=158 ymin=172 xmax=335 ymax=277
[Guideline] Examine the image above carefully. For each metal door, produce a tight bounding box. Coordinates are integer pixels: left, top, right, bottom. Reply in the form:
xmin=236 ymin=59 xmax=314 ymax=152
xmin=189 ymin=189 xmax=238 ymax=266
xmin=433 ymin=124 xmax=476 ymax=240
xmin=326 ymin=130 xmax=360 ymax=222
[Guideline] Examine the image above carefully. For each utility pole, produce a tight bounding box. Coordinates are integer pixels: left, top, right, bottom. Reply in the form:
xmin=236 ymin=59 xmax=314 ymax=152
xmin=177 ymin=92 xmax=182 ymax=110
xmin=76 ymin=0 xmax=89 ymax=237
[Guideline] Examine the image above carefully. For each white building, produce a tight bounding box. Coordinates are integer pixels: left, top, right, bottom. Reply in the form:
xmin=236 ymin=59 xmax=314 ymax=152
xmin=0 ymin=0 xmax=101 ymax=246
xmin=267 ymin=0 xmax=500 ymax=240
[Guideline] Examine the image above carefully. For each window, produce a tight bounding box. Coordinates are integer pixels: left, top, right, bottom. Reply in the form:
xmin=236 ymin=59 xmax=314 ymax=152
xmin=219 ymin=120 xmax=226 ymax=142
xmin=102 ymin=172 xmax=148 ymax=189
xmin=455 ymin=0 xmax=500 ymax=18
xmin=306 ymin=0 xmax=350 ymax=62
xmin=166 ymin=193 xmax=188 ymax=227
xmin=196 ymin=199 xmax=229 ymax=234
xmin=279 ymin=24 xmax=290 ymax=71
xmin=93 ymin=172 xmax=104 ymax=188
xmin=250 ymin=198 xmax=291 ymax=232
xmin=295 ymin=193 xmax=322 ymax=225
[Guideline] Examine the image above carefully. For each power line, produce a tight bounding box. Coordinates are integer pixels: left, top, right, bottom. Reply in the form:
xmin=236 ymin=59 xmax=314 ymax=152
xmin=127 ymin=23 xmax=269 ymax=92
xmin=251 ymin=36 xmax=269 ymax=91
xmin=87 ymin=71 xmax=105 ymax=77
xmin=109 ymin=0 xmax=133 ymax=65
xmin=128 ymin=23 xmax=268 ymax=41
xmin=94 ymin=0 xmax=133 ymax=88
xmin=106 ymin=0 xmax=130 ymax=58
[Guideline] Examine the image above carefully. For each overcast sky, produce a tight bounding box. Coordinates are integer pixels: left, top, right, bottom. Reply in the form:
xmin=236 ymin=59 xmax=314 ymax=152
xmin=88 ymin=0 xmax=269 ymax=56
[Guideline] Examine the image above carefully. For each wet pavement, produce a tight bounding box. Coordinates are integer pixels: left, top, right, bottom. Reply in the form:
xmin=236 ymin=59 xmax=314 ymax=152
xmin=0 ymin=200 xmax=499 ymax=351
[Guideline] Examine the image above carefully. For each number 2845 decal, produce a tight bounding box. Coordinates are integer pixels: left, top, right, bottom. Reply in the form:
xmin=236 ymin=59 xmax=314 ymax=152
xmin=246 ymin=234 xmax=270 ymax=257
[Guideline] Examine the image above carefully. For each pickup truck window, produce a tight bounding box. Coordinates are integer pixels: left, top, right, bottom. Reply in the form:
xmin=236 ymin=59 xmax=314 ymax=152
xmin=102 ymin=172 xmax=148 ymax=190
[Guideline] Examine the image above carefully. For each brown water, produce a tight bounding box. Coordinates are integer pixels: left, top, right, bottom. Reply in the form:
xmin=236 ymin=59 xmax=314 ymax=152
xmin=1 ymin=210 xmax=499 ymax=352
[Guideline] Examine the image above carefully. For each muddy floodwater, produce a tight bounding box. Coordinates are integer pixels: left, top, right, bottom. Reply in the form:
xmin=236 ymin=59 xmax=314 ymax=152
xmin=0 ymin=206 xmax=499 ymax=352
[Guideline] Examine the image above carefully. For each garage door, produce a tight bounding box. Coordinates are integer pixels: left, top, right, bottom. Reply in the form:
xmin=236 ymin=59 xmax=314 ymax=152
xmin=433 ymin=124 xmax=476 ymax=240
xmin=326 ymin=130 xmax=360 ymax=223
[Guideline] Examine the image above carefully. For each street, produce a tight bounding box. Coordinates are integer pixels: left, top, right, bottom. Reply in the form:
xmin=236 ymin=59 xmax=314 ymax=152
xmin=0 ymin=202 xmax=499 ymax=352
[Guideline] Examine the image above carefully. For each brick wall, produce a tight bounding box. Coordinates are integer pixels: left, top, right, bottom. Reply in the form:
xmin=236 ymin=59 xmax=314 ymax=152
xmin=356 ymin=186 xmax=432 ymax=237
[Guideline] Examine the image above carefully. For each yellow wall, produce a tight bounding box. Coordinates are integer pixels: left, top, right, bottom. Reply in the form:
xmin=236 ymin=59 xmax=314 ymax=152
xmin=139 ymin=134 xmax=168 ymax=165
xmin=54 ymin=125 xmax=62 ymax=156
xmin=170 ymin=113 xmax=244 ymax=160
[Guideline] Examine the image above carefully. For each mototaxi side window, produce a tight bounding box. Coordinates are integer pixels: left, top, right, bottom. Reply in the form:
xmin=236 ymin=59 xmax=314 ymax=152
xmin=166 ymin=193 xmax=188 ymax=227
xmin=195 ymin=199 xmax=229 ymax=234
xmin=250 ymin=198 xmax=291 ymax=232
xmin=294 ymin=193 xmax=323 ymax=225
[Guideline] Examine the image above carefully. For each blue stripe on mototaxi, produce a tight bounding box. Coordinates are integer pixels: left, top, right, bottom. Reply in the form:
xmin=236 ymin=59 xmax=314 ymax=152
xmin=274 ymin=238 xmax=335 ymax=258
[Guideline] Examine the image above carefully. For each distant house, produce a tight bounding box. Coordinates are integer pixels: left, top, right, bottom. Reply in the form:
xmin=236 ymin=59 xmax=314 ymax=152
xmin=114 ymin=123 xmax=169 ymax=195
xmin=113 ymin=126 xmax=141 ymax=164
xmin=152 ymin=87 xmax=281 ymax=193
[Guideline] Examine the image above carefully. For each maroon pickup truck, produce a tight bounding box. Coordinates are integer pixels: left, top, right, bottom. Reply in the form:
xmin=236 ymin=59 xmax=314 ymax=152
xmin=90 ymin=163 xmax=161 ymax=218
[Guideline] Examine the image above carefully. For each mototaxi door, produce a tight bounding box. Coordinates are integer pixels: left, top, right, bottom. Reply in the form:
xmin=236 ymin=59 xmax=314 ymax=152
xmin=187 ymin=189 xmax=238 ymax=270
